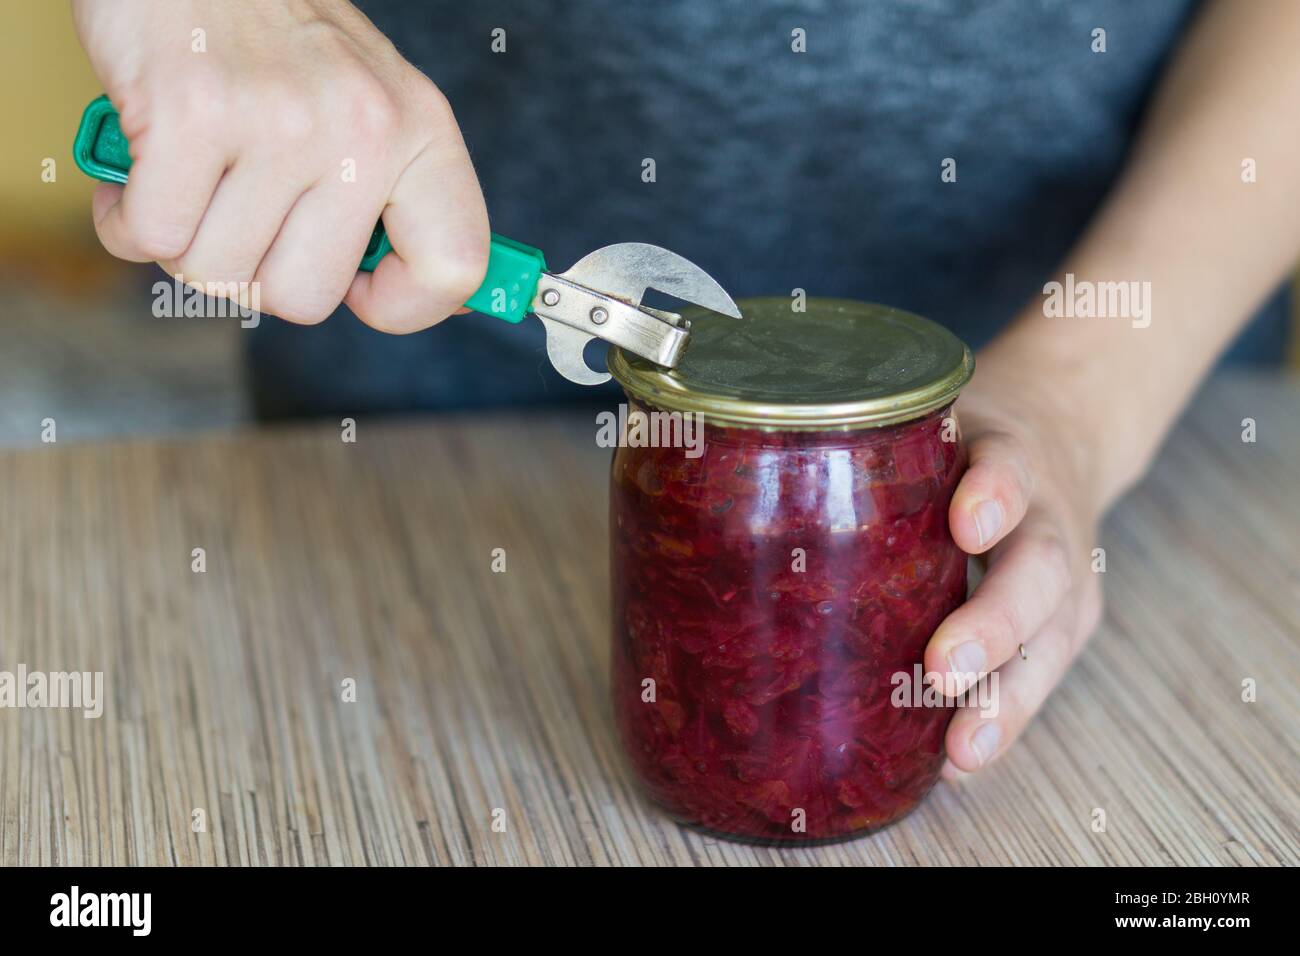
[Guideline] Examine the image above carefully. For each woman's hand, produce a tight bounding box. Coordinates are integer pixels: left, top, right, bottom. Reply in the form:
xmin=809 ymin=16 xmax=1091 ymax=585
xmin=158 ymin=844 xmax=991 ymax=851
xmin=72 ymin=0 xmax=489 ymax=331
xmin=920 ymin=0 xmax=1300 ymax=778
xmin=924 ymin=367 xmax=1105 ymax=778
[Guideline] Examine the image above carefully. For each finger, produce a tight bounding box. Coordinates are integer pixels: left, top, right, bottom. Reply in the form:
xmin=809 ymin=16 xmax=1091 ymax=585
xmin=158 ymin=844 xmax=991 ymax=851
xmin=253 ymin=182 xmax=385 ymax=325
xmin=166 ymin=157 xmax=304 ymax=287
xmin=941 ymin=603 xmax=1082 ymax=774
xmin=948 ymin=429 xmax=1034 ymax=554
xmin=925 ymin=521 xmax=1071 ymax=695
xmin=344 ymin=94 xmax=489 ymax=333
xmin=91 ymin=182 xmax=143 ymax=254
xmin=93 ymin=125 xmax=230 ymax=263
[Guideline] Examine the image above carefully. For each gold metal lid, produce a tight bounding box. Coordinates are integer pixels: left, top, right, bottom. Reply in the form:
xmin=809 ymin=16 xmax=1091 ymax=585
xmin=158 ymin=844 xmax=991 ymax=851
xmin=609 ymin=297 xmax=974 ymax=429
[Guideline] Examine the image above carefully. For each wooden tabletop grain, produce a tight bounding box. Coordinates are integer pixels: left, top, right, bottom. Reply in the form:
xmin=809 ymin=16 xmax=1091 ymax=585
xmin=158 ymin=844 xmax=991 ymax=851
xmin=1 ymin=373 xmax=1296 ymax=867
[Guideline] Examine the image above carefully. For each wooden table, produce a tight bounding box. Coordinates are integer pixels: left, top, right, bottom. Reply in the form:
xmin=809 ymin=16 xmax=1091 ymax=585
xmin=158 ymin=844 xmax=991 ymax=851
xmin=1 ymin=373 xmax=1296 ymax=866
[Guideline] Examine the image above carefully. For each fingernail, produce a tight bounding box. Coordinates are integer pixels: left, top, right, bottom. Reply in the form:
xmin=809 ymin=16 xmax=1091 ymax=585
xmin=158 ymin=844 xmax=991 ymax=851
xmin=973 ymin=499 xmax=1004 ymax=547
xmin=970 ymin=723 xmax=1001 ymax=766
xmin=947 ymin=640 xmax=987 ymax=679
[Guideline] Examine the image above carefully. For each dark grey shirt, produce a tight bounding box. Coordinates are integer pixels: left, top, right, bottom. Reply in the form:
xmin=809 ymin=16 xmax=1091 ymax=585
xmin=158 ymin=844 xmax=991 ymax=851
xmin=249 ymin=0 xmax=1287 ymax=417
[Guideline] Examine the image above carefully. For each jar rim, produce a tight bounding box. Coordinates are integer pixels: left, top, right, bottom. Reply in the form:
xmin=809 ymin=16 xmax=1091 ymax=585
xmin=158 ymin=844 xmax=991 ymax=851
xmin=610 ymin=297 xmax=975 ymax=429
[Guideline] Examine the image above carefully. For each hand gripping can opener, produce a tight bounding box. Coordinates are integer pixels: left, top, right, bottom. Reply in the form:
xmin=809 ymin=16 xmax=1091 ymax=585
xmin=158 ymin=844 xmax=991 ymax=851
xmin=73 ymin=95 xmax=743 ymax=384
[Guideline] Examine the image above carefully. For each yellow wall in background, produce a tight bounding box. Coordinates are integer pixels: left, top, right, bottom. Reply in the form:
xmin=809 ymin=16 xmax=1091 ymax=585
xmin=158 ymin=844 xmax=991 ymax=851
xmin=1 ymin=1 xmax=101 ymax=247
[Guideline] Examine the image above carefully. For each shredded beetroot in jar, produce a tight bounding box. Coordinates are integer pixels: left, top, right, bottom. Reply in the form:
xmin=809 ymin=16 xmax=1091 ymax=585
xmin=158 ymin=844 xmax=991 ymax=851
xmin=611 ymin=403 xmax=966 ymax=842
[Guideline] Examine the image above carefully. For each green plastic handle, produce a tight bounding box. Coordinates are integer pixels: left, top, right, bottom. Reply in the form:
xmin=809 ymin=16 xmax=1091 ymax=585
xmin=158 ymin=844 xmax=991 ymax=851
xmin=72 ymin=95 xmax=545 ymax=323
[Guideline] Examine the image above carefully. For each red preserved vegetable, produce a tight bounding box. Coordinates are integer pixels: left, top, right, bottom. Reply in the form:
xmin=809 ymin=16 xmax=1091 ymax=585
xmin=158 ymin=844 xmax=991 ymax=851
xmin=610 ymin=403 xmax=966 ymax=842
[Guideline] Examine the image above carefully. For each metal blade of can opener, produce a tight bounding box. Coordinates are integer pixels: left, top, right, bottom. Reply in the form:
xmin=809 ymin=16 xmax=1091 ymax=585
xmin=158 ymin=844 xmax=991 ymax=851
xmin=530 ymin=243 xmax=743 ymax=385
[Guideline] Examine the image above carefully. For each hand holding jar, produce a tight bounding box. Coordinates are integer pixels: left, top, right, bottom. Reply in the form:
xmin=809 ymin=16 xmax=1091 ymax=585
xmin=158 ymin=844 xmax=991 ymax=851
xmin=925 ymin=351 xmax=1105 ymax=782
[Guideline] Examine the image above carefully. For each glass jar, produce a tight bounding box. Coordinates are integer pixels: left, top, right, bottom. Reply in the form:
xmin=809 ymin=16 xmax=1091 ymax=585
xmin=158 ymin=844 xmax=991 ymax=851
xmin=608 ymin=298 xmax=974 ymax=843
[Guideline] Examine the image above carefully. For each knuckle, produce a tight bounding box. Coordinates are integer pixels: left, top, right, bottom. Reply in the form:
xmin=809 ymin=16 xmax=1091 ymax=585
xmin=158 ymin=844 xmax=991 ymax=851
xmin=114 ymin=94 xmax=152 ymax=141
xmin=999 ymin=440 xmax=1035 ymax=500
xmin=1032 ymin=536 xmax=1072 ymax=596
xmin=975 ymin=428 xmax=1019 ymax=458
xmin=129 ymin=221 xmax=191 ymax=261
xmin=407 ymin=74 xmax=457 ymax=130
xmin=1000 ymin=672 xmax=1035 ymax=717
xmin=349 ymin=301 xmax=401 ymax=332
xmin=176 ymin=260 xmax=255 ymax=289
xmin=991 ymin=601 xmax=1025 ymax=649
xmin=991 ymin=427 xmax=1025 ymax=453
xmin=1015 ymin=458 xmax=1036 ymax=505
xmin=978 ymin=430 xmax=1034 ymax=500
xmin=269 ymin=295 xmax=335 ymax=326
xmin=421 ymin=236 xmax=489 ymax=305
xmin=268 ymin=91 xmax=318 ymax=147
xmin=167 ymin=69 xmax=232 ymax=132
xmin=345 ymin=77 xmax=401 ymax=141
xmin=360 ymin=308 xmax=434 ymax=335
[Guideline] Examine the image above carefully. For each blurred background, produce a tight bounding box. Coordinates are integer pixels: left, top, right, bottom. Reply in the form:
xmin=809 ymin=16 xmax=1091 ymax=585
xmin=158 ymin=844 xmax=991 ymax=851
xmin=2 ymin=3 xmax=1297 ymax=449
xmin=1 ymin=2 xmax=247 ymax=448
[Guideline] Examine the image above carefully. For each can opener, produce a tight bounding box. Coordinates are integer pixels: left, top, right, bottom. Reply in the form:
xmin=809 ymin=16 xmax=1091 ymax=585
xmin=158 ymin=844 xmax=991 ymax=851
xmin=73 ymin=96 xmax=742 ymax=385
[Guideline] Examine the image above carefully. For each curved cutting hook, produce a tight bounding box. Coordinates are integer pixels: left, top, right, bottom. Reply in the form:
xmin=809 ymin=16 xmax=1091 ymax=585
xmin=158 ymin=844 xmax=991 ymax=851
xmin=561 ymin=243 xmax=743 ymax=319
xmin=540 ymin=317 xmax=611 ymax=386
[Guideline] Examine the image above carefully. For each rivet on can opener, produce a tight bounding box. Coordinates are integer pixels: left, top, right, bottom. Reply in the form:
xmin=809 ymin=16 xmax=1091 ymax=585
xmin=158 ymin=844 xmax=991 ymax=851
xmin=530 ymin=242 xmax=742 ymax=385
